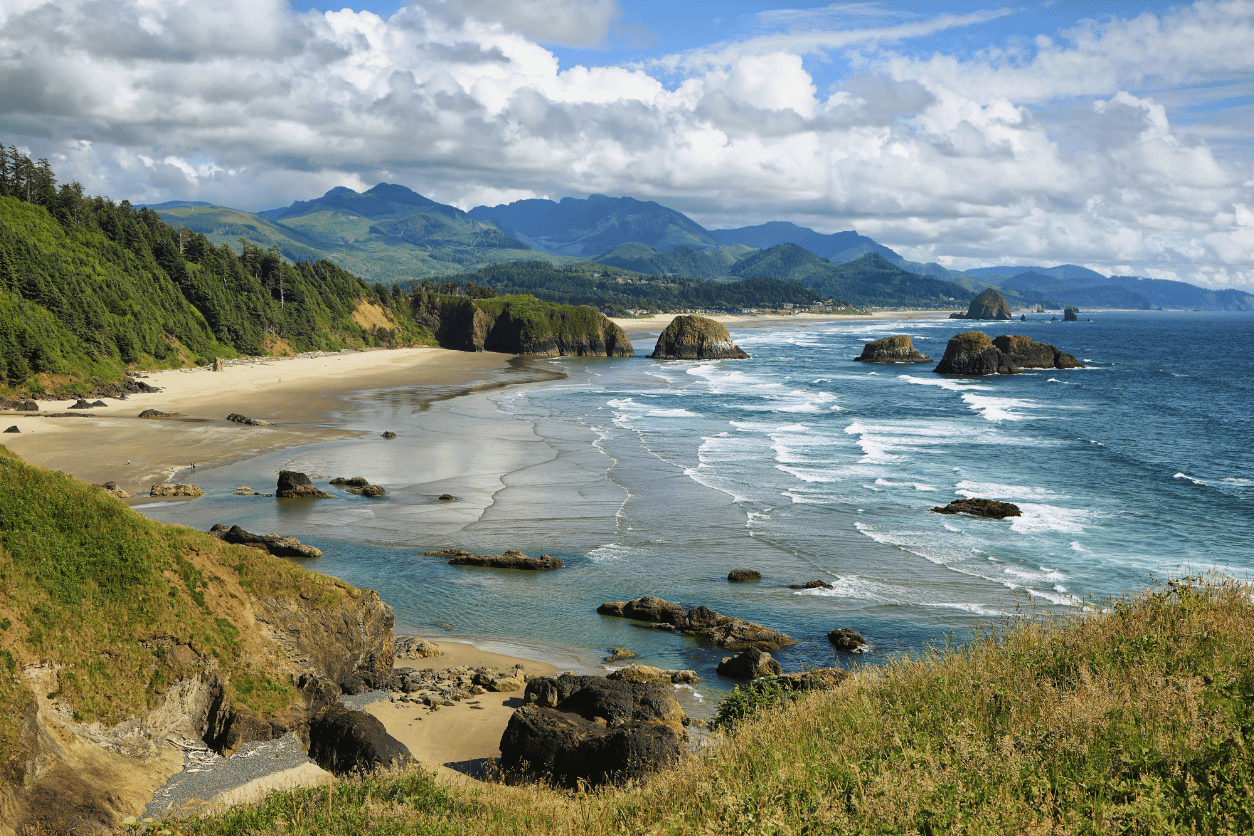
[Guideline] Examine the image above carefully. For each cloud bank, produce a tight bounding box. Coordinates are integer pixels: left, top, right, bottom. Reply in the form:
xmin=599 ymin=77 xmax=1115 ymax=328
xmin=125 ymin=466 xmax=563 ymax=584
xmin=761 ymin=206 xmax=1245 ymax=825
xmin=0 ymin=0 xmax=1251 ymax=289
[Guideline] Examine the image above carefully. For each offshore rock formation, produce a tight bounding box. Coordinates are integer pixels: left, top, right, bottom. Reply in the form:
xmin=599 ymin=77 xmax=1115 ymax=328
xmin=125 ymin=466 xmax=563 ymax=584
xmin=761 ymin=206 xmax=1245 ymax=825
xmin=951 ymin=288 xmax=1013 ymax=320
xmin=207 ymin=524 xmax=323 ymax=559
xmin=854 ymin=335 xmax=932 ymax=363
xmin=1064 ymin=305 xmax=1080 ymax=321
xmin=727 ymin=569 xmax=762 ymax=582
xmin=933 ymin=331 xmax=1020 ymax=375
xmin=650 ymin=315 xmax=749 ymax=360
xmin=932 ymin=498 xmax=1022 ymax=519
xmin=411 ymin=292 xmax=633 ymax=356
xmin=991 ymin=335 xmax=1083 ymax=369
xmin=828 ymin=628 xmax=869 ymax=653
xmin=276 ymin=470 xmax=333 ymax=499
xmin=717 ymin=647 xmax=782 ymax=680
xmin=424 ymin=548 xmax=564 ymax=570
xmin=149 ymin=483 xmax=205 ymax=498
xmin=597 ymin=596 xmax=795 ymax=650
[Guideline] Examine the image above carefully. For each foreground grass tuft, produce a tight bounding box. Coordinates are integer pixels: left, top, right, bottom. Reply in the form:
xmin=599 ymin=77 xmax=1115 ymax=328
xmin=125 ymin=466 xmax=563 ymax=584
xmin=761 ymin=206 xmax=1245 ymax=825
xmin=160 ymin=574 xmax=1254 ymax=836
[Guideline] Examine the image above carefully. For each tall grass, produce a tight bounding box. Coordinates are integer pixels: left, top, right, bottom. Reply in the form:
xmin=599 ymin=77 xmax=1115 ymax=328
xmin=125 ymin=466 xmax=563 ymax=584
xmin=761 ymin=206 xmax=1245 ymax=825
xmin=159 ymin=574 xmax=1254 ymax=836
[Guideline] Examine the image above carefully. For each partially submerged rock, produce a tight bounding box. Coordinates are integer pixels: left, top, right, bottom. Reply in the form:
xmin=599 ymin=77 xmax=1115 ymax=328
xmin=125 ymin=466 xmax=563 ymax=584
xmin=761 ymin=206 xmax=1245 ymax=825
xmin=789 ymin=579 xmax=834 ymax=590
xmin=951 ymin=288 xmax=1013 ymax=320
xmin=717 ymin=647 xmax=782 ymax=680
xmin=381 ymin=431 xmax=397 ymax=439
xmin=227 ymin=412 xmax=272 ymax=426
xmin=597 ymin=596 xmax=795 ymax=650
xmin=276 ymin=470 xmax=333 ymax=499
xmin=650 ymin=315 xmax=749 ymax=360
xmin=827 ymin=628 xmax=869 ymax=653
xmin=425 ymin=548 xmax=564 ymax=570
xmin=855 ymin=335 xmax=932 ymax=363
xmin=137 ymin=409 xmax=182 ymax=418
xmin=604 ymin=647 xmax=639 ymax=662
xmin=207 ymin=524 xmax=323 ymax=558
xmin=606 ymin=665 xmax=699 ymax=685
xmin=149 ymin=483 xmax=205 ymax=498
xmin=931 ymin=498 xmax=1022 ymax=519
xmin=1064 ymin=305 xmax=1080 ymax=321
xmin=991 ymin=335 xmax=1083 ymax=369
xmin=933 ymin=331 xmax=1019 ymax=376
xmin=727 ymin=569 xmax=762 ymax=583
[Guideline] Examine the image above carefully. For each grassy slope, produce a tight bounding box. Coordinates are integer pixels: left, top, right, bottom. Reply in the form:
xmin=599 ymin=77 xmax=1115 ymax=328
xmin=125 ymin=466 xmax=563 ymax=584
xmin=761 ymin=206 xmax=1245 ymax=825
xmin=0 ymin=447 xmax=369 ymax=785
xmin=167 ymin=576 xmax=1254 ymax=836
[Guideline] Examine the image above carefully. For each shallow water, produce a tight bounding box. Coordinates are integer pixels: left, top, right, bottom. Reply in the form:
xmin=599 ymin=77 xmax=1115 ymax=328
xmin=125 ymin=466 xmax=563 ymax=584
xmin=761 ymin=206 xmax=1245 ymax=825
xmin=140 ymin=311 xmax=1254 ymax=708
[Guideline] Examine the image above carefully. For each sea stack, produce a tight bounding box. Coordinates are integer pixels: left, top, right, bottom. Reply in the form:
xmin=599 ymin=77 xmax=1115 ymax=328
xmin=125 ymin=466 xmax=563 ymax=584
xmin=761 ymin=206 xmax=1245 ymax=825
xmin=991 ymin=335 xmax=1083 ymax=369
xmin=854 ymin=335 xmax=932 ymax=364
xmin=951 ymin=288 xmax=1013 ymax=321
xmin=933 ymin=331 xmax=1019 ymax=375
xmin=650 ymin=315 xmax=749 ymax=360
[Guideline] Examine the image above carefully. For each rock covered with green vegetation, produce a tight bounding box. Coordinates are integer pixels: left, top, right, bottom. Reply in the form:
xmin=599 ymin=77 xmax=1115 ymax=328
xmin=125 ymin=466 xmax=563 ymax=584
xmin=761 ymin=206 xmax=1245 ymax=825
xmin=952 ymin=287 xmax=1013 ymax=320
xmin=933 ymin=331 xmax=1020 ymax=375
xmin=854 ymin=334 xmax=932 ymax=363
xmin=992 ymin=334 xmax=1083 ymax=369
xmin=411 ymin=292 xmax=633 ymax=356
xmin=0 ymin=445 xmax=403 ymax=833
xmin=649 ymin=315 xmax=749 ymax=360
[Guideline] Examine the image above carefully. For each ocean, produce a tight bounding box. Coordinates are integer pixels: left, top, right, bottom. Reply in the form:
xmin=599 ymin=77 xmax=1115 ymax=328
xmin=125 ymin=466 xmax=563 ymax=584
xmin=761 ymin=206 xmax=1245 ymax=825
xmin=138 ymin=310 xmax=1254 ymax=713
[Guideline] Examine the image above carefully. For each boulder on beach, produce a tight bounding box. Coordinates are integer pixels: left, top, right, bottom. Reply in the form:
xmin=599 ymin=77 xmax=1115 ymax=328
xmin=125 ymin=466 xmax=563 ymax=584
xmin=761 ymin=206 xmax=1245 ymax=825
xmin=827 ymin=628 xmax=869 ymax=653
xmin=933 ymin=331 xmax=1019 ymax=376
xmin=991 ymin=335 xmax=1083 ymax=370
xmin=227 ymin=412 xmax=272 ymax=426
xmin=0 ymin=398 xmax=38 ymax=411
xmin=931 ymin=498 xmax=1022 ymax=519
xmin=96 ymin=482 xmax=131 ymax=499
xmin=854 ymin=335 xmax=932 ymax=364
xmin=394 ymin=636 xmax=443 ymax=659
xmin=650 ymin=315 xmax=749 ymax=360
xmin=3 ymin=425 xmax=18 ymax=433
xmin=149 ymin=483 xmax=205 ymax=498
xmin=307 ymin=705 xmax=411 ymax=776
xmin=716 ymin=647 xmax=782 ymax=680
xmin=276 ymin=470 xmax=333 ymax=498
xmin=597 ymin=596 xmax=795 ymax=650
xmin=381 ymin=431 xmax=397 ymax=439
xmin=68 ymin=399 xmax=94 ymax=410
xmin=207 ymin=523 xmax=323 ymax=558
xmin=952 ymin=288 xmax=1013 ymax=321
xmin=137 ymin=409 xmax=182 ymax=418
xmin=425 ymin=548 xmax=564 ymax=570
xmin=728 ymin=569 xmax=762 ymax=583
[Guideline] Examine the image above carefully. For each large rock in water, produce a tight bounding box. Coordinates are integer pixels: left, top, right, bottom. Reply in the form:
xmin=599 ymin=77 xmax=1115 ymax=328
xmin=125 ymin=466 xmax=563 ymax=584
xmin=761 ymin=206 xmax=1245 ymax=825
xmin=411 ymin=293 xmax=633 ymax=356
xmin=953 ymin=288 xmax=1013 ymax=320
xmin=207 ymin=524 xmax=323 ymax=558
xmin=854 ymin=335 xmax=932 ymax=363
xmin=991 ymin=335 xmax=1083 ymax=369
xmin=501 ymin=673 xmax=685 ymax=787
xmin=933 ymin=331 xmax=1019 ymax=376
xmin=650 ymin=315 xmax=749 ymax=360
xmin=597 ymin=596 xmax=795 ymax=650
xmin=424 ymin=548 xmax=564 ymax=570
xmin=932 ymin=498 xmax=1022 ymax=519
xmin=716 ymin=647 xmax=782 ymax=679
xmin=276 ymin=470 xmax=333 ymax=498
xmin=1063 ymin=305 xmax=1080 ymax=321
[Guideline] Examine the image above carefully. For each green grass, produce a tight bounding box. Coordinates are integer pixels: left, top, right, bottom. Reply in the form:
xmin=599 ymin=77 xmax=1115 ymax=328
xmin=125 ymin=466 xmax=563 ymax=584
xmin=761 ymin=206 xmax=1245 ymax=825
xmin=155 ymin=574 xmax=1254 ymax=836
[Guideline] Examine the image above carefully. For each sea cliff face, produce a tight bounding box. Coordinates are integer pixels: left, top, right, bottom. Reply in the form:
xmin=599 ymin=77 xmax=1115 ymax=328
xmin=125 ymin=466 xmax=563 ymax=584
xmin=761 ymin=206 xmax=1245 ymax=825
xmin=411 ymin=293 xmax=633 ymax=357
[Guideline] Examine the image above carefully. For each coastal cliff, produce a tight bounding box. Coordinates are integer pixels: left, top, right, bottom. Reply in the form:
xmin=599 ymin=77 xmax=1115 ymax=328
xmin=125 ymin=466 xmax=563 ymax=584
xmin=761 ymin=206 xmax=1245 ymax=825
xmin=0 ymin=446 xmax=400 ymax=834
xmin=411 ymin=292 xmax=633 ymax=356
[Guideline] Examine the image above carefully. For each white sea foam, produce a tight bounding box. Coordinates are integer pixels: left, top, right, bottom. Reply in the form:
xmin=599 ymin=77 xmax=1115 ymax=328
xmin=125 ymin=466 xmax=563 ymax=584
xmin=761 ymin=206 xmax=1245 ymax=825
xmin=1009 ymin=503 xmax=1088 ymax=534
xmin=899 ymin=374 xmax=990 ymax=392
xmin=799 ymin=575 xmax=1011 ymax=617
xmin=961 ymin=393 xmax=1037 ymax=422
xmin=587 ymin=543 xmax=633 ymax=562
xmin=874 ymin=478 xmax=938 ymax=491
xmin=1070 ymin=541 xmax=1090 ymax=553
xmin=954 ymin=480 xmax=1068 ymax=501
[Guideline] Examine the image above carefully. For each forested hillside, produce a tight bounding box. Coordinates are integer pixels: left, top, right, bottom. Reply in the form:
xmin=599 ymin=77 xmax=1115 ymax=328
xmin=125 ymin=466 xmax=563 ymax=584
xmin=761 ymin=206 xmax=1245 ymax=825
xmin=0 ymin=146 xmax=429 ymax=395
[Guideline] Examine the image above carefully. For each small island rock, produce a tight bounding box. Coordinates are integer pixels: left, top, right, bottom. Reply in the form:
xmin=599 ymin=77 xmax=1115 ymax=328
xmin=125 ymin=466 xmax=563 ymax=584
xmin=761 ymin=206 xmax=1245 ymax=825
xmin=1063 ymin=305 xmax=1080 ymax=321
xmin=827 ymin=628 xmax=869 ymax=653
xmin=149 ymin=483 xmax=204 ymax=497
xmin=716 ymin=647 xmax=782 ymax=680
xmin=425 ymin=548 xmax=564 ymax=570
xmin=952 ymin=288 xmax=1013 ymax=321
xmin=650 ymin=315 xmax=749 ymax=360
xmin=931 ymin=498 xmax=1022 ymax=519
xmin=788 ymin=579 xmax=834 ymax=590
xmin=728 ymin=569 xmax=762 ymax=583
xmin=855 ymin=335 xmax=932 ymax=364
xmin=276 ymin=470 xmax=333 ymax=498
xmin=992 ymin=335 xmax=1083 ymax=369
xmin=933 ymin=331 xmax=1019 ymax=376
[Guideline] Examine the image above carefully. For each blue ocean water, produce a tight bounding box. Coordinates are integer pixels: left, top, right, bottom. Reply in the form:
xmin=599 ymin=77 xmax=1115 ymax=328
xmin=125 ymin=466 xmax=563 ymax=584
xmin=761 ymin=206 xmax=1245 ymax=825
xmin=139 ymin=311 xmax=1254 ymax=708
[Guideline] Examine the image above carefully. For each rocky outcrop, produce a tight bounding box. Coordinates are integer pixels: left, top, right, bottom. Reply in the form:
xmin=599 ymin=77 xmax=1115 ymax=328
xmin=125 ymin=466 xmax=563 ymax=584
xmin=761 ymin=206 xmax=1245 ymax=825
xmin=207 ymin=524 xmax=323 ymax=559
xmin=95 ymin=482 xmax=131 ymax=499
xmin=776 ymin=667 xmax=852 ymax=692
xmin=789 ymin=579 xmax=834 ymax=590
xmin=276 ymin=470 xmax=333 ymax=499
xmin=58 ymin=376 xmax=159 ymax=401
xmin=0 ymin=399 xmax=38 ymax=411
xmin=605 ymin=665 xmax=699 ymax=685
xmin=390 ymin=662 xmax=525 ymax=700
xmin=394 ymin=636 xmax=443 ymax=659
xmin=501 ymin=673 xmax=686 ymax=787
xmin=716 ymin=647 xmax=782 ymax=680
xmin=597 ymin=596 xmax=795 ymax=650
xmin=952 ymin=288 xmax=1013 ymax=320
xmin=330 ymin=476 xmax=386 ymax=497
xmin=933 ymin=331 xmax=1019 ymax=375
xmin=650 ymin=315 xmax=749 ymax=360
xmin=992 ymin=335 xmax=1083 ymax=369
xmin=424 ymin=548 xmax=564 ymax=570
xmin=254 ymin=587 xmax=395 ymax=695
xmin=855 ymin=335 xmax=932 ymax=363
xmin=3 ymin=425 xmax=18 ymax=433
xmin=381 ymin=431 xmax=397 ymax=439
xmin=1064 ymin=305 xmax=1080 ymax=321
xmin=412 ymin=292 xmax=634 ymax=357
xmin=932 ymin=498 xmax=1022 ymax=519
xmin=67 ymin=399 xmax=96 ymax=409
xmin=306 ymin=706 xmax=410 ymax=775
xmin=149 ymin=483 xmax=205 ymax=498
xmin=827 ymin=628 xmax=869 ymax=653
xmin=728 ymin=569 xmax=762 ymax=582
xmin=137 ymin=409 xmax=182 ymax=418
xmin=226 ymin=413 xmax=272 ymax=426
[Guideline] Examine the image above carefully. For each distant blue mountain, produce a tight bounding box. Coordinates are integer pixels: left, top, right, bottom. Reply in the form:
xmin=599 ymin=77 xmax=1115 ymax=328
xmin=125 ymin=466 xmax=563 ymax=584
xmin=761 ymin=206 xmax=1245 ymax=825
xmin=141 ymin=200 xmax=212 ymax=210
xmin=260 ymin=183 xmax=448 ymax=221
xmin=468 ymin=194 xmax=721 ymax=256
xmin=992 ymin=266 xmax=1252 ymax=311
xmin=711 ymin=221 xmax=900 ymax=263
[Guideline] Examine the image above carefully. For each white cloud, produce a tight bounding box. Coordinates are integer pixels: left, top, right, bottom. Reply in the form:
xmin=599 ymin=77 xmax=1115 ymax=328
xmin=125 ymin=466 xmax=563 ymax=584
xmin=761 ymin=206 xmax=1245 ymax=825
xmin=0 ymin=0 xmax=1250 ymax=290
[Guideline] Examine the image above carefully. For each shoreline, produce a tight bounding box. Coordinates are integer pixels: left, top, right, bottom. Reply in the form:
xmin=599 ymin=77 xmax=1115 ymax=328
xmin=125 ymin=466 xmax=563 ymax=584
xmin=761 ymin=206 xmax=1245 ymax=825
xmin=609 ymin=309 xmax=952 ymax=338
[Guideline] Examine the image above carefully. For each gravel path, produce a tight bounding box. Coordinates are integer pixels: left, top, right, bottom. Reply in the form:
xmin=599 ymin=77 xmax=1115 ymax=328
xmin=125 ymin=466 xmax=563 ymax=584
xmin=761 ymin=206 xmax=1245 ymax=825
xmin=145 ymin=733 xmax=313 ymax=819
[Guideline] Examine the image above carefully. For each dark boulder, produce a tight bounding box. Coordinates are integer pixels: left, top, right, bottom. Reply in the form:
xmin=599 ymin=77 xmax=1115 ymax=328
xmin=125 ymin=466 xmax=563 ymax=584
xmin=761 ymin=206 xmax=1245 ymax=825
xmin=0 ymin=399 xmax=38 ymax=411
xmin=991 ymin=335 xmax=1083 ymax=369
xmin=330 ymin=476 xmax=370 ymax=487
xmin=499 ymin=706 xmax=681 ymax=788
xmin=933 ymin=331 xmax=1019 ymax=375
xmin=788 ymin=579 xmax=834 ymax=590
xmin=227 ymin=412 xmax=272 ymax=426
xmin=598 ymin=596 xmax=795 ymax=650
xmin=955 ymin=288 xmax=1013 ymax=320
xmin=1020 ymin=314 xmax=1027 ymax=321
xmin=716 ymin=647 xmax=782 ymax=679
xmin=138 ymin=409 xmax=183 ymax=418
xmin=854 ymin=335 xmax=932 ymax=364
xmin=522 ymin=674 xmax=686 ymax=731
xmin=931 ymin=498 xmax=1022 ymax=519
xmin=360 ymin=484 xmax=386 ymax=498
xmin=426 ymin=548 xmax=564 ymax=570
xmin=827 ymin=628 xmax=869 ymax=653
xmin=650 ymin=315 xmax=749 ymax=360
xmin=68 ymin=399 xmax=94 ymax=409
xmin=207 ymin=524 xmax=323 ymax=558
xmin=276 ymin=470 xmax=333 ymax=498
xmin=381 ymin=431 xmax=397 ymax=439
xmin=307 ymin=706 xmax=411 ymax=775
xmin=777 ymin=667 xmax=852 ymax=692
xmin=597 ymin=596 xmax=687 ymax=625
xmin=727 ymin=569 xmax=761 ymax=582
xmin=1063 ymin=306 xmax=1080 ymax=321
xmin=3 ymin=425 xmax=17 ymax=433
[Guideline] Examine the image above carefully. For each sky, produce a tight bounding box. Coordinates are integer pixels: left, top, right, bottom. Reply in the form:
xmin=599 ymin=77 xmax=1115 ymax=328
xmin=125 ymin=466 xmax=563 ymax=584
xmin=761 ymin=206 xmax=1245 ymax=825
xmin=1 ymin=1 xmax=1252 ymax=289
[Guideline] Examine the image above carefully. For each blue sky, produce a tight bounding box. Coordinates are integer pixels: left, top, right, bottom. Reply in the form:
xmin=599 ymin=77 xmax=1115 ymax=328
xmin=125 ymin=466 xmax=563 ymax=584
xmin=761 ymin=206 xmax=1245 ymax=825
xmin=1 ymin=1 xmax=1251 ymax=288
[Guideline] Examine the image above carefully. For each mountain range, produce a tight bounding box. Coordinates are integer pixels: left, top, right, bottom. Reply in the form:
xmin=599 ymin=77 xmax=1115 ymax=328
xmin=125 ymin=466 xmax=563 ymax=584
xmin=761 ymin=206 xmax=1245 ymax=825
xmin=151 ymin=184 xmax=1254 ymax=312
